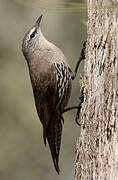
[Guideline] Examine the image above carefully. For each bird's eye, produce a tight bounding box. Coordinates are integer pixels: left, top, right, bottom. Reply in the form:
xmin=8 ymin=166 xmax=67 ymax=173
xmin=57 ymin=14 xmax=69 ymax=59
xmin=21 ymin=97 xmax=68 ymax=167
xmin=30 ymin=29 xmax=37 ymax=39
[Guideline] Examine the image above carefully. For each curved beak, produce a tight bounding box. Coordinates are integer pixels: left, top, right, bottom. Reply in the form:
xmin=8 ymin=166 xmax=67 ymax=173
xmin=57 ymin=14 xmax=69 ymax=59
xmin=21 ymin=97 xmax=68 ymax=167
xmin=35 ymin=14 xmax=43 ymax=28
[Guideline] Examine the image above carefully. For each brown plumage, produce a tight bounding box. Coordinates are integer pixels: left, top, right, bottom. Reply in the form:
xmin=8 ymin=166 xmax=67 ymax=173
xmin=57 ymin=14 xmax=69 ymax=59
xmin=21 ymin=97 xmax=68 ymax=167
xmin=22 ymin=15 xmax=74 ymax=174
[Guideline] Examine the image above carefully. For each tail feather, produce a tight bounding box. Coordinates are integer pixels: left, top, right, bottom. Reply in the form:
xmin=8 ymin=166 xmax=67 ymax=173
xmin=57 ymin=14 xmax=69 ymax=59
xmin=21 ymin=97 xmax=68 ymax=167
xmin=47 ymin=115 xmax=63 ymax=174
xmin=55 ymin=115 xmax=63 ymax=157
xmin=43 ymin=127 xmax=47 ymax=146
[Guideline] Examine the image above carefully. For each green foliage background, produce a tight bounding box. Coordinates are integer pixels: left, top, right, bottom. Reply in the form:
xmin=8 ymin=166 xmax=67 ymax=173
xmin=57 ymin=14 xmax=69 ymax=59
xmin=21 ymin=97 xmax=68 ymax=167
xmin=0 ymin=0 xmax=87 ymax=179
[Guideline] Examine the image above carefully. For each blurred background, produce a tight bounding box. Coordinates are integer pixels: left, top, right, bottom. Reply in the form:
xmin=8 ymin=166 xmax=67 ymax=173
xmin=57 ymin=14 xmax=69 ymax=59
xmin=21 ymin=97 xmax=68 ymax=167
xmin=0 ymin=0 xmax=87 ymax=179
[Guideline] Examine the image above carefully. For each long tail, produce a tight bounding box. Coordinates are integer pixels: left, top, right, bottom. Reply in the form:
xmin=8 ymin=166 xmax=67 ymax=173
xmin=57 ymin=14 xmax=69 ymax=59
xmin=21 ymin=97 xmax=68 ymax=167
xmin=47 ymin=115 xmax=63 ymax=174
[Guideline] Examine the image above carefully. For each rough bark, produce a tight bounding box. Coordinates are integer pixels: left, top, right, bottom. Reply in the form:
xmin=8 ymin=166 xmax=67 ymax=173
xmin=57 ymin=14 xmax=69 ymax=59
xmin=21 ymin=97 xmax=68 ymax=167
xmin=75 ymin=0 xmax=118 ymax=180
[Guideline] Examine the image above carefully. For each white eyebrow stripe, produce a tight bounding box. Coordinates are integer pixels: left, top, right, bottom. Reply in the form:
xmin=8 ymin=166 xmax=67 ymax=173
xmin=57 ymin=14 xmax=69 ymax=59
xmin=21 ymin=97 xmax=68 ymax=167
xmin=27 ymin=27 xmax=36 ymax=40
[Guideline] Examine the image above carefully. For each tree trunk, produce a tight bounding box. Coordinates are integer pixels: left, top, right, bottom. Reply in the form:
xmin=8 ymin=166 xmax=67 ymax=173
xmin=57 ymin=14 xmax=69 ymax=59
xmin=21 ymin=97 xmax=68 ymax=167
xmin=75 ymin=1 xmax=118 ymax=180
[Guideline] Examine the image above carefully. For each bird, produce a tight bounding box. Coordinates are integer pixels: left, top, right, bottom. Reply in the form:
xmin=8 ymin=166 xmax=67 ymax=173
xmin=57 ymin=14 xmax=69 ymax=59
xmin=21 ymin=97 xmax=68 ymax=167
xmin=22 ymin=15 xmax=75 ymax=174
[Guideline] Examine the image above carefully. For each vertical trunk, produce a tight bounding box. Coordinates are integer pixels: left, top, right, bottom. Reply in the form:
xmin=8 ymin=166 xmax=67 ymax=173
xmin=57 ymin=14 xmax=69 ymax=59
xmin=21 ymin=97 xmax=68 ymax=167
xmin=75 ymin=1 xmax=118 ymax=180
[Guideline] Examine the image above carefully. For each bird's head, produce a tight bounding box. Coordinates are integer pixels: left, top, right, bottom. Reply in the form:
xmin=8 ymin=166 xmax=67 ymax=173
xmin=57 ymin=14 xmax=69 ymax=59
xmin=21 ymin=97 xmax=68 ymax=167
xmin=22 ymin=15 xmax=43 ymax=60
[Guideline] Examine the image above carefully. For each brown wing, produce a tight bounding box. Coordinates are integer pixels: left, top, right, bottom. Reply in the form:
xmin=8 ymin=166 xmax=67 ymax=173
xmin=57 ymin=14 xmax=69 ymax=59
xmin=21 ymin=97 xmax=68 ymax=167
xmin=53 ymin=61 xmax=72 ymax=113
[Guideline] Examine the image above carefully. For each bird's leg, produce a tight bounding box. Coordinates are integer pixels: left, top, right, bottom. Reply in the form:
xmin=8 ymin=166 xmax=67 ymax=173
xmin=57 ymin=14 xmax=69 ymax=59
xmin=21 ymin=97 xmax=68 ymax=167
xmin=63 ymin=106 xmax=79 ymax=113
xmin=75 ymin=87 xmax=84 ymax=126
xmin=63 ymin=41 xmax=86 ymax=122
xmin=72 ymin=41 xmax=86 ymax=80
xmin=63 ymin=87 xmax=84 ymax=126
